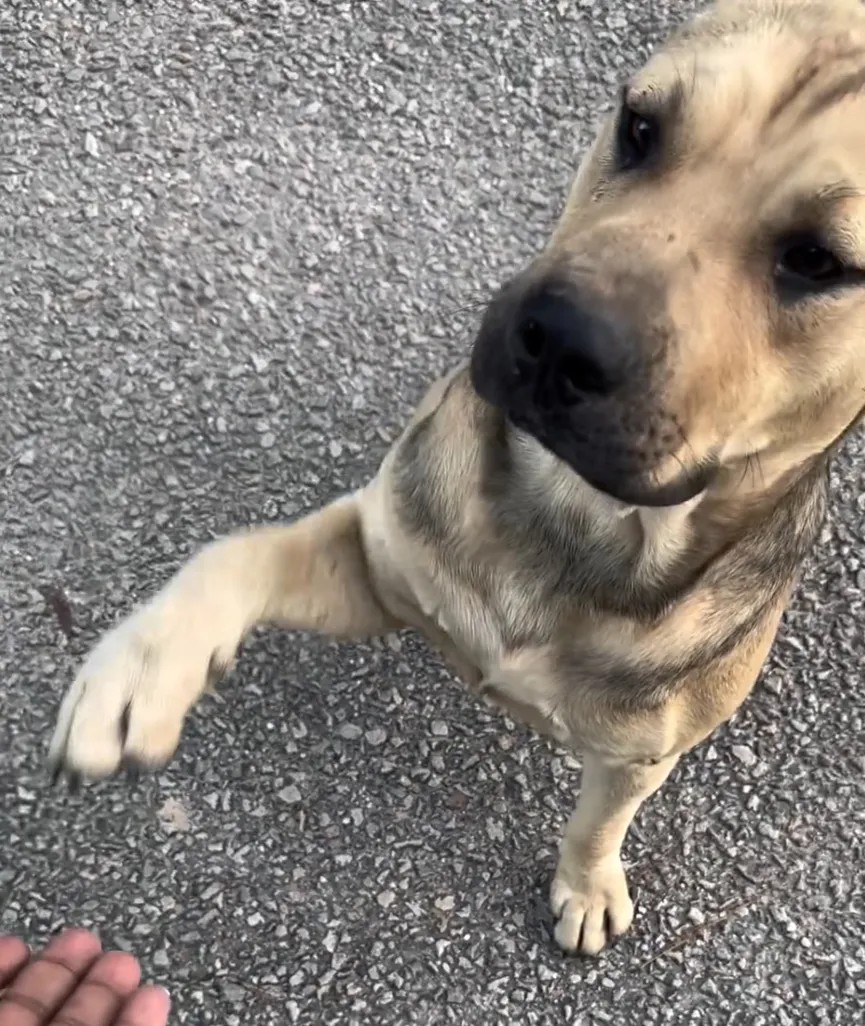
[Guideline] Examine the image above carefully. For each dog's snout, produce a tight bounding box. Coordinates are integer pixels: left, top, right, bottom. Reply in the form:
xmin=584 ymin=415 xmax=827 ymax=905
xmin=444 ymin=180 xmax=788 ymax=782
xmin=512 ymin=290 xmax=625 ymax=404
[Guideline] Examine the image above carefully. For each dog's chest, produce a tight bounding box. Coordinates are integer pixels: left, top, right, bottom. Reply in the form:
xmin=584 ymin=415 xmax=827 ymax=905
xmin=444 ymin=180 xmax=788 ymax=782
xmin=361 ymin=489 xmax=513 ymax=669
xmin=362 ymin=486 xmax=570 ymax=687
xmin=408 ymin=561 xmax=516 ymax=673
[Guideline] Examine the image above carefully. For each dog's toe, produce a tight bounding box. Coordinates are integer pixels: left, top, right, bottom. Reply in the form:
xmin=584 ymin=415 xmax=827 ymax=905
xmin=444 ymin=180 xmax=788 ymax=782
xmin=550 ymin=856 xmax=634 ymax=956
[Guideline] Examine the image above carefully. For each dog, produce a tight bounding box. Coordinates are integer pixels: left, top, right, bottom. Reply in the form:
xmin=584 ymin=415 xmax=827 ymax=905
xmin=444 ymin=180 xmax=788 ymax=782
xmin=47 ymin=0 xmax=865 ymax=955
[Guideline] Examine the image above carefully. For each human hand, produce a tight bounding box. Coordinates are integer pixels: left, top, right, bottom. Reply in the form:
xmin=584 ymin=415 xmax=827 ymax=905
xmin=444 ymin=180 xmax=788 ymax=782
xmin=0 ymin=929 xmax=170 ymax=1025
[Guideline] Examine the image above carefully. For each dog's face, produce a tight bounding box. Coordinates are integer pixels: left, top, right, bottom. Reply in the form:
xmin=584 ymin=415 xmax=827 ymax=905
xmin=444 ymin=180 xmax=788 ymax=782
xmin=471 ymin=0 xmax=865 ymax=507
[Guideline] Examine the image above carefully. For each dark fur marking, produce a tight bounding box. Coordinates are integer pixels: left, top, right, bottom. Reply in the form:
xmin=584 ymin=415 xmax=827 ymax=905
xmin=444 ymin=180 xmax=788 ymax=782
xmin=391 ymin=372 xmax=467 ymax=547
xmin=392 ymin=411 xmax=450 ymax=546
xmin=571 ymin=457 xmax=829 ymax=705
xmin=802 ymin=64 xmax=865 ymax=121
xmin=767 ymin=53 xmax=827 ymax=124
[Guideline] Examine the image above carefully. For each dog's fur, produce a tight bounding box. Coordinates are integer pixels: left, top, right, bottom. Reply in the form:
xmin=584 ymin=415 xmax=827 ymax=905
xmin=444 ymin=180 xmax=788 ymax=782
xmin=49 ymin=0 xmax=865 ymax=955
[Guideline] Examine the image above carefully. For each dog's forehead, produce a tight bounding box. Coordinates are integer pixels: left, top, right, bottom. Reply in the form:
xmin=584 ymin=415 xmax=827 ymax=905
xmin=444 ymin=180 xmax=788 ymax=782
xmin=630 ymin=18 xmax=865 ymax=202
xmin=636 ymin=24 xmax=865 ymax=119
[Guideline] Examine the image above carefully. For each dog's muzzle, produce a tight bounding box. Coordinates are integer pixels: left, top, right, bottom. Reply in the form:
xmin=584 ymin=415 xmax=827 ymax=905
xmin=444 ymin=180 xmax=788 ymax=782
xmin=469 ymin=280 xmax=717 ymax=508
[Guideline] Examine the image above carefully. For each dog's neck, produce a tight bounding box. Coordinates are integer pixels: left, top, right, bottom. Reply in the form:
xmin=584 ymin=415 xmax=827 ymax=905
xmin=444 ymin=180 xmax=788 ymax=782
xmin=505 ymin=424 xmax=828 ymax=623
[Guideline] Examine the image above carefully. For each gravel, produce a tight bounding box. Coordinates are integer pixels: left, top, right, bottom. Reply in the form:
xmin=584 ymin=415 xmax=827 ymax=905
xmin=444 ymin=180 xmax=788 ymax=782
xmin=1 ymin=1 xmax=864 ymax=1024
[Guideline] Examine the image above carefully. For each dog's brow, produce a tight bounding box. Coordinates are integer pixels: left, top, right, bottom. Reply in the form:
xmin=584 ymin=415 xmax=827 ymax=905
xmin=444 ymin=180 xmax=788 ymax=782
xmin=625 ymin=74 xmax=686 ymax=120
xmin=818 ymin=180 xmax=865 ymax=203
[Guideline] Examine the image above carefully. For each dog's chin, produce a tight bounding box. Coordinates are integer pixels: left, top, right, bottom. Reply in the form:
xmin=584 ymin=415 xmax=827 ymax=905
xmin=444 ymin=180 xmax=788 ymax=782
xmin=509 ymin=416 xmax=716 ymax=509
xmin=577 ymin=462 xmax=714 ymax=509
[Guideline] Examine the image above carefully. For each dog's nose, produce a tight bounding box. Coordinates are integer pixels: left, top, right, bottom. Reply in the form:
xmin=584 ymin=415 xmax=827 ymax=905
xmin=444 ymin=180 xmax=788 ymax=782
xmin=512 ymin=289 xmax=626 ymax=402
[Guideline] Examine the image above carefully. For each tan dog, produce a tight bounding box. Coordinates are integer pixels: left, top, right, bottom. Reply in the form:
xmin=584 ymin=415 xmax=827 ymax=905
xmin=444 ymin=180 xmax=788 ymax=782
xmin=48 ymin=0 xmax=865 ymax=955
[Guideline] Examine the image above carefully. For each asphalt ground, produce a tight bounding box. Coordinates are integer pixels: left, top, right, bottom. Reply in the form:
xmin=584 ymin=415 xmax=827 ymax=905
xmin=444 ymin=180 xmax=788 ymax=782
xmin=1 ymin=1 xmax=864 ymax=1024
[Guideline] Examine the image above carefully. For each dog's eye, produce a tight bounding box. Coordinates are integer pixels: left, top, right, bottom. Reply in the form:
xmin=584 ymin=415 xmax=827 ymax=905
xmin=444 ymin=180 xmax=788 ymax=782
xmin=617 ymin=105 xmax=658 ymax=169
xmin=777 ymin=240 xmax=846 ymax=287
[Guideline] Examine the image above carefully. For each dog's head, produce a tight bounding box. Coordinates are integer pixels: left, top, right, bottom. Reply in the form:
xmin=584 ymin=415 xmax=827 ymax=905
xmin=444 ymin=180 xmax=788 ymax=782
xmin=471 ymin=0 xmax=865 ymax=507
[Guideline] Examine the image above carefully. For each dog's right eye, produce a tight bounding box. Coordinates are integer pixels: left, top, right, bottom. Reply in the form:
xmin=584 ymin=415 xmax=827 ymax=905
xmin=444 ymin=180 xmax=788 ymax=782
xmin=616 ymin=104 xmax=659 ymax=170
xmin=776 ymin=238 xmax=847 ymax=289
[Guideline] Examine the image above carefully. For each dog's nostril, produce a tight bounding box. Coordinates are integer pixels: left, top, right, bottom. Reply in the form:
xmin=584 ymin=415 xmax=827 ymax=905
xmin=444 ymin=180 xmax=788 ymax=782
xmin=559 ymin=353 xmax=613 ymax=400
xmin=520 ymin=318 xmax=546 ymax=361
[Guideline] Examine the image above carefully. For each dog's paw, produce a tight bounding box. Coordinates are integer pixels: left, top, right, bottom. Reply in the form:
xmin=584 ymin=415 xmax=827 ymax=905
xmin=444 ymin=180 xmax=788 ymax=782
xmin=48 ymin=595 xmax=237 ymax=783
xmin=550 ymin=855 xmax=634 ymax=955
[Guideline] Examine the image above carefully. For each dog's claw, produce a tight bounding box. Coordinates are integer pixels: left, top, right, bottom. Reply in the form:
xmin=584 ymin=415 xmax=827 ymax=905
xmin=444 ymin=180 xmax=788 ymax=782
xmin=121 ymin=756 xmax=141 ymax=784
xmin=119 ymin=701 xmax=131 ymax=746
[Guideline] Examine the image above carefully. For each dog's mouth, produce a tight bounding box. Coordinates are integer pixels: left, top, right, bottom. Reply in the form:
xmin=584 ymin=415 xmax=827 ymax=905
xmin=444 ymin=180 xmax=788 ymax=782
xmin=503 ymin=404 xmax=719 ymax=509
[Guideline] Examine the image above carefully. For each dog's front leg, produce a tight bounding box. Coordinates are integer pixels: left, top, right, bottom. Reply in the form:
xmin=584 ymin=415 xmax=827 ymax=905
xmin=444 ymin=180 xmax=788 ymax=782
xmin=551 ymin=750 xmax=679 ymax=955
xmin=49 ymin=492 xmax=402 ymax=781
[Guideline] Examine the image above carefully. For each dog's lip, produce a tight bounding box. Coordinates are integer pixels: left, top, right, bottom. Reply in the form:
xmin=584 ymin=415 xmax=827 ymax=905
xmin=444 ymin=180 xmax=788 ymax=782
xmin=505 ymin=410 xmax=717 ymax=509
xmin=579 ymin=462 xmax=716 ymax=509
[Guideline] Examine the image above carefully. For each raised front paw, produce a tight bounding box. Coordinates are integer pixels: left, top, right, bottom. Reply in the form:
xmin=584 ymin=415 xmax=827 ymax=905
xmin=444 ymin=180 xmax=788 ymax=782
xmin=550 ymin=854 xmax=635 ymax=956
xmin=48 ymin=596 xmax=237 ymax=783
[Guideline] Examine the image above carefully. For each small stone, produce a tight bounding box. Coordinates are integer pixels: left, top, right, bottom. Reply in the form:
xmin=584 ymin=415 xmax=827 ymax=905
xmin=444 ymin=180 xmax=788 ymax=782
xmin=377 ymin=890 xmax=396 ymax=909
xmin=222 ymin=982 xmax=246 ymax=1003
xmin=365 ymin=727 xmax=387 ymax=746
xmin=688 ymin=907 xmax=705 ymax=925
xmin=339 ymin=723 xmax=362 ymax=740
xmin=431 ymin=720 xmax=448 ymax=737
xmin=277 ymin=785 xmax=302 ymax=805
xmin=157 ymin=798 xmax=190 ymax=834
xmin=260 ymin=432 xmax=276 ymax=449
xmin=323 ymin=931 xmax=338 ymax=953
xmin=731 ymin=744 xmax=758 ymax=767
xmin=434 ymin=895 xmax=455 ymax=913
xmin=329 ymin=439 xmax=343 ymax=459
xmin=763 ymin=675 xmax=783 ymax=696
xmin=153 ymin=950 xmax=170 ymax=968
xmin=250 ymin=353 xmax=269 ymax=373
xmin=84 ymin=132 xmax=99 ymax=157
xmin=486 ymin=818 xmax=505 ymax=842
xmin=18 ymin=449 xmax=35 ymax=467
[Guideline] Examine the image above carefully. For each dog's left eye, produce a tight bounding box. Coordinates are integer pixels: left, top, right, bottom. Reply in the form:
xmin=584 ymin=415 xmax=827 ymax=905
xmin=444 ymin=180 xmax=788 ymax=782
xmin=617 ymin=105 xmax=659 ymax=170
xmin=776 ymin=240 xmax=846 ymax=287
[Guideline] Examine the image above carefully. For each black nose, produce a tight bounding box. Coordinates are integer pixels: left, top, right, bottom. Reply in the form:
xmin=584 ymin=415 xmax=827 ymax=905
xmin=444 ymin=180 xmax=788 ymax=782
xmin=512 ymin=288 xmax=626 ymax=403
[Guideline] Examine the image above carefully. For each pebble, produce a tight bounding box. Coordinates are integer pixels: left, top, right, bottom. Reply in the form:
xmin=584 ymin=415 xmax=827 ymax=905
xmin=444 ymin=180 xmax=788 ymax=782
xmin=377 ymin=890 xmax=396 ymax=909
xmin=731 ymin=745 xmax=758 ymax=767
